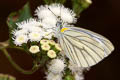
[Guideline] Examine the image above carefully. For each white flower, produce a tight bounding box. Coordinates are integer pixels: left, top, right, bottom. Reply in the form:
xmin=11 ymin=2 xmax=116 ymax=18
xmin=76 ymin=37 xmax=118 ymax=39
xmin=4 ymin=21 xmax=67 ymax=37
xmin=43 ymin=29 xmax=55 ymax=39
xmin=43 ymin=32 xmax=53 ymax=39
xmin=61 ymin=8 xmax=76 ymax=23
xmin=68 ymin=61 xmax=90 ymax=80
xmin=49 ymin=40 xmax=56 ymax=45
xmin=68 ymin=61 xmax=86 ymax=80
xmin=35 ymin=5 xmax=55 ymax=19
xmin=28 ymin=26 xmax=43 ymax=33
xmin=35 ymin=4 xmax=77 ymax=23
xmin=44 ymin=34 xmax=53 ymax=39
xmin=42 ymin=17 xmax=57 ymax=27
xmin=46 ymin=72 xmax=63 ymax=80
xmin=12 ymin=29 xmax=28 ymax=36
xmin=49 ymin=4 xmax=62 ymax=17
xmin=55 ymin=43 xmax=62 ymax=51
xmin=29 ymin=45 xmax=40 ymax=54
xmin=48 ymin=59 xmax=66 ymax=73
xmin=29 ymin=32 xmax=42 ymax=42
xmin=68 ymin=61 xmax=85 ymax=73
xmin=47 ymin=50 xmax=56 ymax=58
xmin=16 ymin=18 xmax=42 ymax=30
xmin=49 ymin=3 xmax=77 ymax=23
xmin=74 ymin=72 xmax=84 ymax=80
xmin=86 ymin=0 xmax=92 ymax=4
xmin=41 ymin=44 xmax=51 ymax=51
xmin=14 ymin=35 xmax=28 ymax=46
xmin=45 ymin=29 xmax=54 ymax=34
xmin=40 ymin=39 xmax=49 ymax=45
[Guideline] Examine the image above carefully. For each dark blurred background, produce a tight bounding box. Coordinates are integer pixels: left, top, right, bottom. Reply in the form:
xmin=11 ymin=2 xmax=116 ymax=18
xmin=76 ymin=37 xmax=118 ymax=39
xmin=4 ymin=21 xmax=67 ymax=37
xmin=0 ymin=0 xmax=120 ymax=80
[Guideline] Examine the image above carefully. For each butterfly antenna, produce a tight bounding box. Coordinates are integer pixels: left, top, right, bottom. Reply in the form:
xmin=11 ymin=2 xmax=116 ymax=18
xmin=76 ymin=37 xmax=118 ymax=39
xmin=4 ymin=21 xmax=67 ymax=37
xmin=48 ymin=7 xmax=58 ymax=18
xmin=59 ymin=5 xmax=64 ymax=24
xmin=48 ymin=6 xmax=64 ymax=24
xmin=60 ymin=6 xmax=62 ymax=20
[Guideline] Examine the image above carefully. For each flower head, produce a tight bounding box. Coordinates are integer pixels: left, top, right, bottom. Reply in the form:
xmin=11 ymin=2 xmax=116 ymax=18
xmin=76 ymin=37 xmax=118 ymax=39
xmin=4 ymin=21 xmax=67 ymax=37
xmin=48 ymin=59 xmax=66 ymax=73
xmin=29 ymin=45 xmax=40 ymax=54
xmin=29 ymin=32 xmax=42 ymax=42
xmin=86 ymin=0 xmax=92 ymax=4
xmin=47 ymin=50 xmax=56 ymax=58
xmin=40 ymin=39 xmax=49 ymax=45
xmin=46 ymin=72 xmax=63 ymax=80
xmin=43 ymin=31 xmax=54 ymax=39
xmin=28 ymin=26 xmax=43 ymax=33
xmin=14 ymin=35 xmax=28 ymax=46
xmin=35 ymin=5 xmax=55 ymax=19
xmin=49 ymin=3 xmax=77 ymax=23
xmin=12 ymin=29 xmax=28 ymax=36
xmin=41 ymin=44 xmax=51 ymax=51
xmin=12 ymin=18 xmax=49 ymax=45
xmin=35 ymin=3 xmax=77 ymax=24
xmin=49 ymin=40 xmax=56 ymax=45
xmin=42 ymin=17 xmax=57 ymax=27
xmin=68 ymin=61 xmax=85 ymax=73
xmin=55 ymin=43 xmax=62 ymax=51
xmin=74 ymin=72 xmax=84 ymax=80
xmin=16 ymin=18 xmax=42 ymax=30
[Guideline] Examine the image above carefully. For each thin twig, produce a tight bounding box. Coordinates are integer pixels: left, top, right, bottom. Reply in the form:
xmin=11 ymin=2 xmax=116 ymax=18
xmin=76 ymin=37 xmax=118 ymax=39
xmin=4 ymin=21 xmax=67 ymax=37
xmin=1 ymin=48 xmax=39 ymax=74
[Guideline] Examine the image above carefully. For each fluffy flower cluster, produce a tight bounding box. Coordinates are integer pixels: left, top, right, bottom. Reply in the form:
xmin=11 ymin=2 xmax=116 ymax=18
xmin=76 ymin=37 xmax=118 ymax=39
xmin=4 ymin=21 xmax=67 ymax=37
xmin=68 ymin=61 xmax=90 ymax=80
xmin=28 ymin=39 xmax=62 ymax=59
xmin=46 ymin=55 xmax=87 ymax=80
xmin=46 ymin=72 xmax=63 ymax=80
xmin=68 ymin=61 xmax=85 ymax=73
xmin=40 ymin=39 xmax=62 ymax=58
xmin=35 ymin=3 xmax=77 ymax=28
xmin=29 ymin=45 xmax=40 ymax=54
xmin=12 ymin=19 xmax=54 ymax=46
xmin=48 ymin=59 xmax=66 ymax=73
xmin=46 ymin=59 xmax=66 ymax=80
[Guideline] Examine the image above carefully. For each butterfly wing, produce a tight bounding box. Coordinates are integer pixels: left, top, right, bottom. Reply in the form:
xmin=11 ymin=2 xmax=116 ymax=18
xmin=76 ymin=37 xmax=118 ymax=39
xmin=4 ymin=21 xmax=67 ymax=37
xmin=59 ymin=27 xmax=114 ymax=67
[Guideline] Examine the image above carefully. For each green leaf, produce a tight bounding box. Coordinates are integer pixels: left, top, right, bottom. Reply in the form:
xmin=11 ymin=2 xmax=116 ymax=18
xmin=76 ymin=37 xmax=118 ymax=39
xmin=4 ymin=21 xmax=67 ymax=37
xmin=43 ymin=0 xmax=54 ymax=4
xmin=64 ymin=75 xmax=75 ymax=80
xmin=7 ymin=2 xmax=32 ymax=32
xmin=38 ymin=54 xmax=49 ymax=66
xmin=55 ymin=0 xmax=66 ymax=4
xmin=43 ymin=0 xmax=66 ymax=4
xmin=65 ymin=68 xmax=72 ymax=75
xmin=71 ymin=0 xmax=92 ymax=17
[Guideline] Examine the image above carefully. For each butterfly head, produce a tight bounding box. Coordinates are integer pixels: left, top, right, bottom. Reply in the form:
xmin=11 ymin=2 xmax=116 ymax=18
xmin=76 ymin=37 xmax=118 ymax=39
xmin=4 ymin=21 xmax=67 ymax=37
xmin=48 ymin=7 xmax=70 ymax=33
xmin=56 ymin=21 xmax=63 ymax=29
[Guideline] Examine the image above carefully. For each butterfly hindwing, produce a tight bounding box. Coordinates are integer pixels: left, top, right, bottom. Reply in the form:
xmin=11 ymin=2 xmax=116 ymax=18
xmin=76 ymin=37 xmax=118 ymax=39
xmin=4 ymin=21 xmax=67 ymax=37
xmin=60 ymin=27 xmax=114 ymax=67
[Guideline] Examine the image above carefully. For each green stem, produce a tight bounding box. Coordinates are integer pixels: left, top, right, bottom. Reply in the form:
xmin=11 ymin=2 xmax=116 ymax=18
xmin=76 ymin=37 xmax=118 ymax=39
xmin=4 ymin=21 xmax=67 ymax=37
xmin=0 ymin=40 xmax=9 ymax=49
xmin=1 ymin=48 xmax=39 ymax=74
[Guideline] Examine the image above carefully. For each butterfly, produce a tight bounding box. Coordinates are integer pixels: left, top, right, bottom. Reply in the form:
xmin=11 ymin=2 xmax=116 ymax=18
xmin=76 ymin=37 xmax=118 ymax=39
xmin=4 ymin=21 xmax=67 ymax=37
xmin=47 ymin=6 xmax=114 ymax=67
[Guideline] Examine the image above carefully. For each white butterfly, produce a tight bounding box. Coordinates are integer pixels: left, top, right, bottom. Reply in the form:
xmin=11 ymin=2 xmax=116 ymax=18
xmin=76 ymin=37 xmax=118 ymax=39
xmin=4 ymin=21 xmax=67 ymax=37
xmin=57 ymin=26 xmax=114 ymax=67
xmin=43 ymin=5 xmax=114 ymax=67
